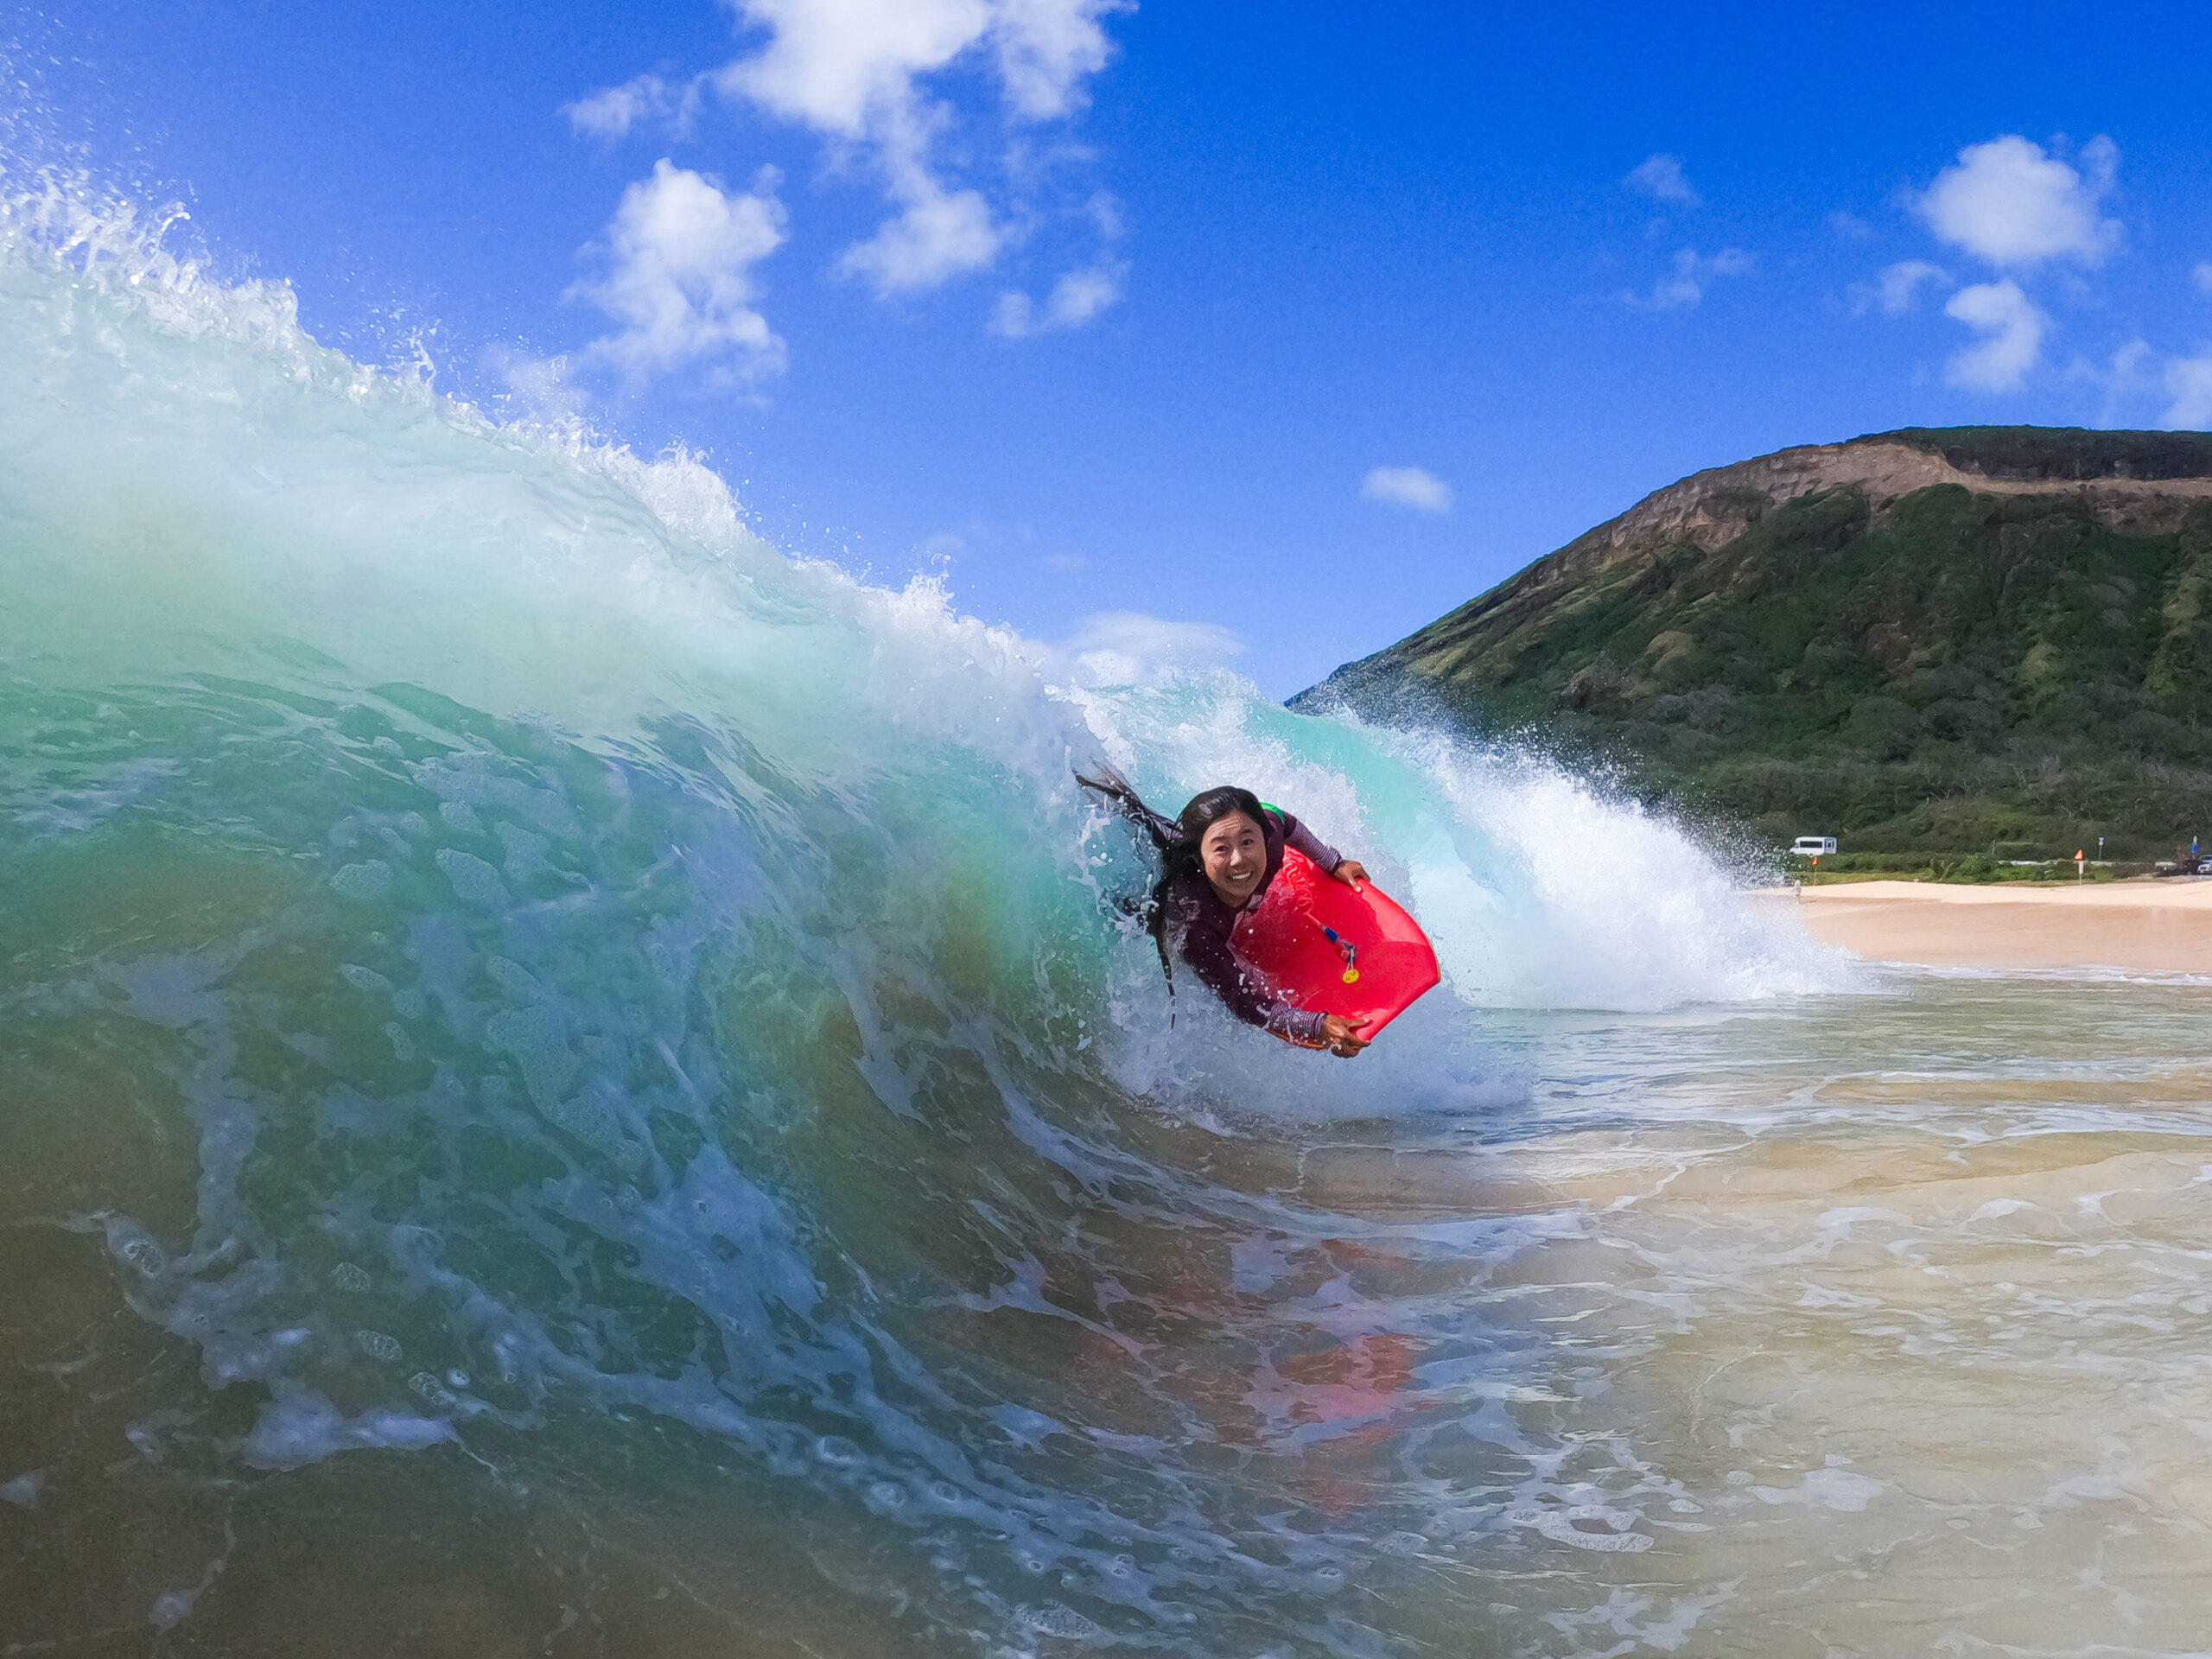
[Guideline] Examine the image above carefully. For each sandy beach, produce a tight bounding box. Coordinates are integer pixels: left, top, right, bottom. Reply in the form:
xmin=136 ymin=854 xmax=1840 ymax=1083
xmin=1777 ymin=877 xmax=2212 ymax=974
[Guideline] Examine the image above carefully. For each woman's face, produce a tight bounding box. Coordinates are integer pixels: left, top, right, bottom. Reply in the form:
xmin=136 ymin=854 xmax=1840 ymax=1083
xmin=1198 ymin=810 xmax=1267 ymax=906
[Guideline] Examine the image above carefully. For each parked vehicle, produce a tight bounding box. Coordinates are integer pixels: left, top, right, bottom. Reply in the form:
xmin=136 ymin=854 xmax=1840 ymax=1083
xmin=1790 ymin=836 xmax=1838 ymax=857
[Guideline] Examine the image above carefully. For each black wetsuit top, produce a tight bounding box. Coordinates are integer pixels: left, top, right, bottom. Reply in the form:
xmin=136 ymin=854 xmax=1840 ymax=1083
xmin=1160 ymin=808 xmax=1343 ymax=1042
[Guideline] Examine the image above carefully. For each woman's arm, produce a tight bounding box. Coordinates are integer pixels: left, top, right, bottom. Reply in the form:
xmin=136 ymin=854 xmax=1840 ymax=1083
xmin=1275 ymin=810 xmax=1367 ymax=887
xmin=1172 ymin=900 xmax=1331 ymax=1045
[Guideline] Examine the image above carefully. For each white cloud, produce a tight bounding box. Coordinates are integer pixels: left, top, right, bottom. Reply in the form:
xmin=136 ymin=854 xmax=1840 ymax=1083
xmin=990 ymin=259 xmax=1125 ymax=336
xmin=1916 ymin=135 xmax=2120 ymax=268
xmin=2168 ymin=353 xmax=2212 ymax=429
xmin=991 ymin=0 xmax=1123 ymax=118
xmin=1050 ymin=610 xmax=1244 ymax=687
xmin=840 ymin=176 xmax=1002 ymax=293
xmin=1873 ymin=258 xmax=1949 ymax=315
xmin=1624 ymin=153 xmax=1700 ymax=207
xmin=2195 ymin=262 xmax=2212 ymax=296
xmin=2102 ymin=339 xmax=2156 ymax=397
xmin=563 ymin=73 xmax=694 ymax=139
xmin=1042 ymin=262 xmax=1122 ymax=325
xmin=2056 ymin=338 xmax=2157 ymax=427
xmin=682 ymin=0 xmax=1127 ymax=294
xmin=1362 ymin=466 xmax=1453 ymax=513
xmin=1942 ymin=279 xmax=2047 ymax=391
xmin=716 ymin=0 xmax=988 ymax=136
xmin=1084 ymin=190 xmax=1123 ymax=241
xmin=481 ymin=345 xmax=588 ymax=420
xmin=989 ymin=292 xmax=1033 ymax=335
xmin=573 ymin=160 xmax=789 ymax=382
xmin=1627 ymin=246 xmax=1751 ymax=311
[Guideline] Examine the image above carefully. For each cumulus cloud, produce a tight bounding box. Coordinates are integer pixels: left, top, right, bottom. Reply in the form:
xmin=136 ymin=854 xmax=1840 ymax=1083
xmin=1626 ymin=246 xmax=1751 ymax=311
xmin=990 ymin=259 xmax=1125 ymax=336
xmin=988 ymin=292 xmax=1035 ymax=336
xmin=1041 ymin=262 xmax=1122 ymax=324
xmin=688 ymin=0 xmax=1128 ymax=294
xmin=1362 ymin=466 xmax=1454 ymax=513
xmin=1050 ymin=610 xmax=1244 ymax=687
xmin=720 ymin=0 xmax=974 ymax=133
xmin=2168 ymin=353 xmax=2212 ymax=429
xmin=2107 ymin=339 xmax=2156 ymax=391
xmin=2195 ymin=262 xmax=2212 ymax=296
xmin=481 ymin=345 xmax=588 ymax=420
xmin=840 ymin=176 xmax=1002 ymax=294
xmin=572 ymin=160 xmax=788 ymax=382
xmin=1916 ymin=135 xmax=2121 ymax=268
xmin=564 ymin=3 xmax=1128 ymax=327
xmin=2058 ymin=340 xmax=2212 ymax=429
xmin=563 ymin=73 xmax=693 ymax=139
xmin=1872 ymin=258 xmax=1950 ymax=315
xmin=993 ymin=0 xmax=1122 ymax=118
xmin=1943 ymin=279 xmax=2047 ymax=391
xmin=1624 ymin=154 xmax=1700 ymax=207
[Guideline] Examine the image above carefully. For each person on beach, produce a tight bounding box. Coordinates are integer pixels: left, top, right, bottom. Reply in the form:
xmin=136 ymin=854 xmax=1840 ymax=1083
xmin=1077 ymin=764 xmax=1373 ymax=1057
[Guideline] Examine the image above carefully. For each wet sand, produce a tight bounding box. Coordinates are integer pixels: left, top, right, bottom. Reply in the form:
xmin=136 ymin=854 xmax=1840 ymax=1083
xmin=1779 ymin=877 xmax=2212 ymax=973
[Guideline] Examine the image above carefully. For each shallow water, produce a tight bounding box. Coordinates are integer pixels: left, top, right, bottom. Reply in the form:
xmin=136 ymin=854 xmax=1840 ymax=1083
xmin=16 ymin=974 xmax=2212 ymax=1656
xmin=9 ymin=179 xmax=2212 ymax=1658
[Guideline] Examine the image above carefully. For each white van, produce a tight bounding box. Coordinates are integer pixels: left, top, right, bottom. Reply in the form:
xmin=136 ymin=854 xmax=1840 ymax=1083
xmin=1791 ymin=836 xmax=1838 ymax=856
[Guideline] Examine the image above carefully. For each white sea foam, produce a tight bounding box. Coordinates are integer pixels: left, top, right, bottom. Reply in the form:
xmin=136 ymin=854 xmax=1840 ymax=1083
xmin=241 ymin=1386 xmax=456 ymax=1471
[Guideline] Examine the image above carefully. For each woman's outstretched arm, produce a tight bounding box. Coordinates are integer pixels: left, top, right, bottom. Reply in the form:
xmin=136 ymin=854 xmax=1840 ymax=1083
xmin=1075 ymin=762 xmax=1180 ymax=849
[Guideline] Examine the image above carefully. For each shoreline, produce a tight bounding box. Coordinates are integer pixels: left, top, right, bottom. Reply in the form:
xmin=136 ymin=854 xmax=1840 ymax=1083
xmin=1764 ymin=878 xmax=2212 ymax=975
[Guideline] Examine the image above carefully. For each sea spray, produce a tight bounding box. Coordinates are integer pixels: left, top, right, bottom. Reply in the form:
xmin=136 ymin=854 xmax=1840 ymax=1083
xmin=1 ymin=176 xmax=1859 ymax=1655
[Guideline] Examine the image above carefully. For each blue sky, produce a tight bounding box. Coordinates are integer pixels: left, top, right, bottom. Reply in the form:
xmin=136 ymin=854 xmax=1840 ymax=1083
xmin=13 ymin=0 xmax=2212 ymax=696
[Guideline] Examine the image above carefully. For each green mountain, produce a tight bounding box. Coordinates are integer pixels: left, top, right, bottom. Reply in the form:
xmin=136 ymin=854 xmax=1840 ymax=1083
xmin=1294 ymin=428 xmax=2212 ymax=858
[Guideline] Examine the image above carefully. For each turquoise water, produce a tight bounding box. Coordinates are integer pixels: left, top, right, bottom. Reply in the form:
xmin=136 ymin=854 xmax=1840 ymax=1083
xmin=29 ymin=181 xmax=2212 ymax=1658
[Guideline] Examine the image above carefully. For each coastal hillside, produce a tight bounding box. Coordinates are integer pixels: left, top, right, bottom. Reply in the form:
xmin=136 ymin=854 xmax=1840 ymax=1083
xmin=1294 ymin=428 xmax=2212 ymax=857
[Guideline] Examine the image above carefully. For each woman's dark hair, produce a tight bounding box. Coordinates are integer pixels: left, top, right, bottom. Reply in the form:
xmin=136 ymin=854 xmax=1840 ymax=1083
xmin=1074 ymin=765 xmax=1269 ymax=1011
xmin=1163 ymin=785 xmax=1268 ymax=882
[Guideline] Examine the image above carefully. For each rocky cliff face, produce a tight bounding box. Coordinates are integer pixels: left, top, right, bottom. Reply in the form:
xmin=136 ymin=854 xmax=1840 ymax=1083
xmin=1554 ymin=431 xmax=2212 ymax=563
xmin=1294 ymin=428 xmax=2212 ymax=855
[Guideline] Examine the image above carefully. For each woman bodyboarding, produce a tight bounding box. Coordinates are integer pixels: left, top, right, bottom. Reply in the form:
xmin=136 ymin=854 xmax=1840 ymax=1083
xmin=1076 ymin=764 xmax=1380 ymax=1058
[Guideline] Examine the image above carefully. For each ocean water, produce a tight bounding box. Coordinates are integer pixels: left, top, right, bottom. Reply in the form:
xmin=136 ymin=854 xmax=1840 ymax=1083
xmin=8 ymin=182 xmax=2212 ymax=1658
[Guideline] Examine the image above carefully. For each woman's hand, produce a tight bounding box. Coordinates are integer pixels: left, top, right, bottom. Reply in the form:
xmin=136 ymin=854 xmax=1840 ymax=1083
xmin=1331 ymin=859 xmax=1369 ymax=887
xmin=1320 ymin=1014 xmax=1370 ymax=1058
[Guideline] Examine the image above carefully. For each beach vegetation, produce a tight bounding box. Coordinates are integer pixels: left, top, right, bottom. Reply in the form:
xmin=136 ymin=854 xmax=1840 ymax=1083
xmin=1297 ymin=427 xmax=2212 ymax=860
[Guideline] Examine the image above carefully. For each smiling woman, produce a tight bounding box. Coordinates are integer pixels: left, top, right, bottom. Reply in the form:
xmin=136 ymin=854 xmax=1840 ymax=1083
xmin=1077 ymin=766 xmax=1379 ymax=1053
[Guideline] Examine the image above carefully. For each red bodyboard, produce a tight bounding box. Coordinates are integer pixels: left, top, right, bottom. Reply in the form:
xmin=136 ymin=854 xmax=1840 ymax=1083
xmin=1231 ymin=848 xmax=1441 ymax=1040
